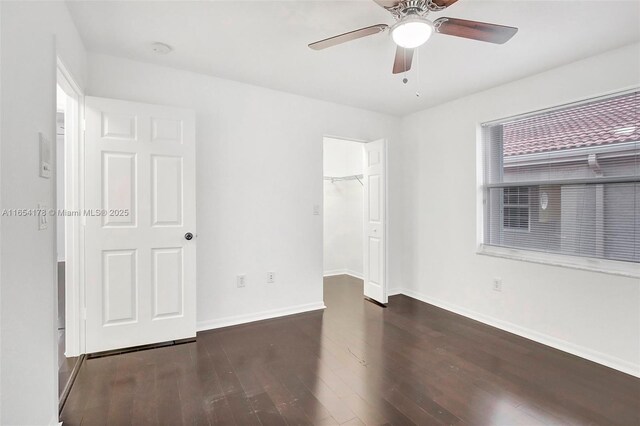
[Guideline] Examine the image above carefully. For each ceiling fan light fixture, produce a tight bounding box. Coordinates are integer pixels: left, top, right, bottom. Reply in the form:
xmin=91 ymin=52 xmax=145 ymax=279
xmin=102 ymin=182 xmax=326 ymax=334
xmin=391 ymin=16 xmax=434 ymax=49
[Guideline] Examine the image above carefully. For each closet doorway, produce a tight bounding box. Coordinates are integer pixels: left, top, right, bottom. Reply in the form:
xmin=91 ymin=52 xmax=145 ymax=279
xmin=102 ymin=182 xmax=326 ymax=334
xmin=323 ymin=136 xmax=388 ymax=305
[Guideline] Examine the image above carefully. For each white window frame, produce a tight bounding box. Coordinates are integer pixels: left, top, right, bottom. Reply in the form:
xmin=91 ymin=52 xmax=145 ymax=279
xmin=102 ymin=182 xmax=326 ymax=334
xmin=475 ymin=88 xmax=640 ymax=279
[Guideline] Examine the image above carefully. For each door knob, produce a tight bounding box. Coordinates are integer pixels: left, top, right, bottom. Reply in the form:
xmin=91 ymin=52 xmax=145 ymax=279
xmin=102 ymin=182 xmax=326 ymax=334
xmin=185 ymin=232 xmax=194 ymax=240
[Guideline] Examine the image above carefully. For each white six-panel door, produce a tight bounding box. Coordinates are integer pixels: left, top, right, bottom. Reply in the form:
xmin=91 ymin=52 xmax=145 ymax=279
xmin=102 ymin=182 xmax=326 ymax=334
xmin=84 ymin=97 xmax=196 ymax=353
xmin=363 ymin=139 xmax=387 ymax=304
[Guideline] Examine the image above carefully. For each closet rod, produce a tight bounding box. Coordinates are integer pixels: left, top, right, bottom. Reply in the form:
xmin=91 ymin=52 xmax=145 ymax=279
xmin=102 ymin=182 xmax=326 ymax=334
xmin=323 ymin=174 xmax=364 ymax=186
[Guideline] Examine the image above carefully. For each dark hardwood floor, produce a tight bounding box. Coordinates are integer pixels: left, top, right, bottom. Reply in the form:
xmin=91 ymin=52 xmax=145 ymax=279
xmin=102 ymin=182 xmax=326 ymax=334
xmin=61 ymin=275 xmax=640 ymax=425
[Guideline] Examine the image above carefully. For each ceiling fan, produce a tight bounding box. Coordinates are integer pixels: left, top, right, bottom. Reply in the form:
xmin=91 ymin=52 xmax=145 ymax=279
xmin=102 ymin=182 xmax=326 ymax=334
xmin=308 ymin=0 xmax=518 ymax=74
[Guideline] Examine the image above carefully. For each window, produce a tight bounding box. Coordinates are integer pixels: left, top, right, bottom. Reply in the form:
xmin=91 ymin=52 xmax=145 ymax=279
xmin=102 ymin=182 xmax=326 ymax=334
xmin=481 ymin=90 xmax=640 ymax=264
xmin=503 ymin=187 xmax=530 ymax=231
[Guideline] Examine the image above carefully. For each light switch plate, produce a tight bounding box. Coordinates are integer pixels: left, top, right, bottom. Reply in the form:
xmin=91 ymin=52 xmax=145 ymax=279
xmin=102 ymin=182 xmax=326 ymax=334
xmin=39 ymin=133 xmax=52 ymax=178
xmin=38 ymin=203 xmax=48 ymax=230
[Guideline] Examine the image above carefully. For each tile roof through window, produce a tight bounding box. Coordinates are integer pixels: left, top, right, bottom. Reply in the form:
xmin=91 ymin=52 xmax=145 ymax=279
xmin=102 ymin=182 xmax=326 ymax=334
xmin=502 ymin=91 xmax=639 ymax=157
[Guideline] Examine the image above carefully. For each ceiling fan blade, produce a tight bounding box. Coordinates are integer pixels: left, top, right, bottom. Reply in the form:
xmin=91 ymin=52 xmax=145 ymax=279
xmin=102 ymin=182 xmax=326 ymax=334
xmin=434 ymin=17 xmax=518 ymax=44
xmin=392 ymin=46 xmax=414 ymax=74
xmin=430 ymin=0 xmax=461 ymax=9
xmin=371 ymin=0 xmax=401 ymax=8
xmin=308 ymin=24 xmax=388 ymax=50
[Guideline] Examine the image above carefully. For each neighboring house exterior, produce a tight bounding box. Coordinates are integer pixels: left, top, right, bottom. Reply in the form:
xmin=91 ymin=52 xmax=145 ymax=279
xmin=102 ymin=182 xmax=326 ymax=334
xmin=486 ymin=92 xmax=640 ymax=262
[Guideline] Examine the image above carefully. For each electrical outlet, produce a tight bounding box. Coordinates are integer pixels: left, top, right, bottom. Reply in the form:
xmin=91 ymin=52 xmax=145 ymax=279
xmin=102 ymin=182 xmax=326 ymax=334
xmin=267 ymin=272 xmax=275 ymax=283
xmin=237 ymin=274 xmax=246 ymax=288
xmin=493 ymin=278 xmax=503 ymax=292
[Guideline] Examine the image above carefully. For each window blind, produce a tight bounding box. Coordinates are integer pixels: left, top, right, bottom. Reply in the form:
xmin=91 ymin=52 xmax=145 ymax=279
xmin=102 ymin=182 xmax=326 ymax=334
xmin=481 ymin=90 xmax=640 ymax=263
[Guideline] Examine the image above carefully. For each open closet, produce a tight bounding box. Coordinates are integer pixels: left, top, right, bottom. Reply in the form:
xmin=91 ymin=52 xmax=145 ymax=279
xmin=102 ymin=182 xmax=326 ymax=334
xmin=323 ymin=137 xmax=364 ymax=280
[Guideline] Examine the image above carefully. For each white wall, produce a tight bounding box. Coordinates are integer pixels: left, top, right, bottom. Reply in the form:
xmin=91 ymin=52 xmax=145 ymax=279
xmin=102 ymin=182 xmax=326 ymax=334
xmin=1 ymin=3 xmax=3 ymax=420
xmin=87 ymin=53 xmax=401 ymax=329
xmin=0 ymin=1 xmax=87 ymax=424
xmin=323 ymin=137 xmax=363 ymax=277
xmin=399 ymin=43 xmax=640 ymax=377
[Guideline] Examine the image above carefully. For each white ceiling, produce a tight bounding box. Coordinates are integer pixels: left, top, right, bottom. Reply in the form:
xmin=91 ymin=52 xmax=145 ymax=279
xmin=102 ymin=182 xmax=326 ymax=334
xmin=67 ymin=0 xmax=640 ymax=116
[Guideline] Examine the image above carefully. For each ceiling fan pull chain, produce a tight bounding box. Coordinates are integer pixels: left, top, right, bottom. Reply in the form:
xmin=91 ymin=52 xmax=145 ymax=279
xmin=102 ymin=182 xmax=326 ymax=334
xmin=415 ymin=48 xmax=421 ymax=97
xmin=403 ymin=49 xmax=409 ymax=84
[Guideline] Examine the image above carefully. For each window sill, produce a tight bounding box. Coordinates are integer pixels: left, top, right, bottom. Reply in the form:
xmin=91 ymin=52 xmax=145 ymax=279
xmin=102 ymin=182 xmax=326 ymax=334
xmin=477 ymin=244 xmax=640 ymax=279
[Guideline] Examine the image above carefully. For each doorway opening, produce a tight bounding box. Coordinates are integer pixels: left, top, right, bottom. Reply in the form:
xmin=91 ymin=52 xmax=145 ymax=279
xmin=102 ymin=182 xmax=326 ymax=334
xmin=322 ymin=136 xmax=388 ymax=305
xmin=323 ymin=137 xmax=364 ymax=280
xmin=56 ymin=61 xmax=84 ymax=411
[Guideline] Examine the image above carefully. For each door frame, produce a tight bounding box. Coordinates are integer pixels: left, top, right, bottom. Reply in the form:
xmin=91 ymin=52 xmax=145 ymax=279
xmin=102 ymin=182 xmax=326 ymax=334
xmin=56 ymin=58 xmax=85 ymax=356
xmin=321 ymin=135 xmax=389 ymax=303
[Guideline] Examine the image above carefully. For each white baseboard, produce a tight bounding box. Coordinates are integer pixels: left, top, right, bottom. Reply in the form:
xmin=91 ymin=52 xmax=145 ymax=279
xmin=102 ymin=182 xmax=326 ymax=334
xmin=323 ymin=269 xmax=363 ymax=279
xmin=345 ymin=269 xmax=363 ymax=279
xmin=196 ymin=302 xmax=326 ymax=332
xmin=323 ymin=269 xmax=346 ymax=277
xmin=398 ymin=288 xmax=640 ymax=378
xmin=387 ymin=287 xmax=403 ymax=296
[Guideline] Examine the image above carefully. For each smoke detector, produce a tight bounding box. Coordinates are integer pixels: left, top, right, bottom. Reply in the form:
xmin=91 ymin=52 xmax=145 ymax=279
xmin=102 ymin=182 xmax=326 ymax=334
xmin=151 ymin=42 xmax=173 ymax=55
